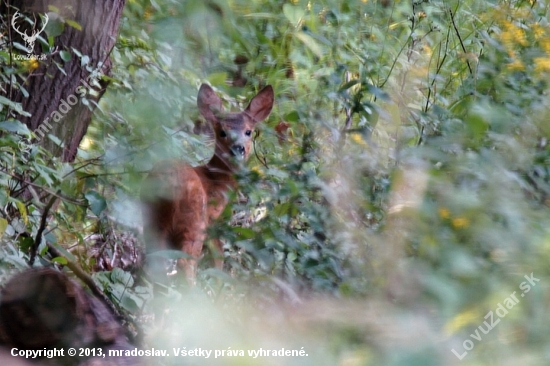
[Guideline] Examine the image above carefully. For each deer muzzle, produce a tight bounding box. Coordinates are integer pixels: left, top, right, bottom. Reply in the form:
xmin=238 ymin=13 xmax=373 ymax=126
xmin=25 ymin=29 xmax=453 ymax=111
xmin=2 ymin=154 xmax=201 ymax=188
xmin=230 ymin=144 xmax=246 ymax=159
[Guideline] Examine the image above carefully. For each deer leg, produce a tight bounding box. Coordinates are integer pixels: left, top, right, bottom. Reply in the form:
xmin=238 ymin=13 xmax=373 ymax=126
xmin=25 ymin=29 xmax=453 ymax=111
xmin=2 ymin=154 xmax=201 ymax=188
xmin=144 ymin=228 xmax=173 ymax=279
xmin=212 ymin=238 xmax=225 ymax=270
xmin=174 ymin=210 xmax=206 ymax=285
xmin=172 ymin=179 xmax=207 ymax=285
xmin=178 ymin=258 xmax=197 ymax=286
xmin=178 ymin=238 xmax=204 ymax=285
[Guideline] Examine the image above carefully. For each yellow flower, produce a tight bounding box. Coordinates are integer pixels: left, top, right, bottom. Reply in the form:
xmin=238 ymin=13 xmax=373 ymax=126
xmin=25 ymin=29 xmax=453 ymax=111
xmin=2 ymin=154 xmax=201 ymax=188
xmin=143 ymin=6 xmax=153 ymax=20
xmin=533 ymin=23 xmax=546 ymax=40
xmin=514 ymin=28 xmax=528 ymax=47
xmin=25 ymin=58 xmax=40 ymax=71
xmin=438 ymin=207 xmax=450 ymax=219
xmin=451 ymin=217 xmax=470 ymax=229
xmin=250 ymin=165 xmax=265 ymax=177
xmin=534 ymin=57 xmax=550 ymax=73
xmin=507 ymin=59 xmax=525 ymax=71
xmin=350 ymin=133 xmax=368 ymax=147
xmin=499 ymin=21 xmax=528 ymax=49
xmin=444 ymin=308 xmax=479 ymax=335
xmin=423 ymin=45 xmax=432 ymax=57
xmin=540 ymin=38 xmax=550 ymax=55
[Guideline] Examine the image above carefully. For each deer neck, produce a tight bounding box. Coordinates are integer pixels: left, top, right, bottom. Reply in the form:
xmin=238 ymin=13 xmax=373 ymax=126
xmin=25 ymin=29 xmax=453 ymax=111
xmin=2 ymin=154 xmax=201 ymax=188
xmin=204 ymin=153 xmax=238 ymax=187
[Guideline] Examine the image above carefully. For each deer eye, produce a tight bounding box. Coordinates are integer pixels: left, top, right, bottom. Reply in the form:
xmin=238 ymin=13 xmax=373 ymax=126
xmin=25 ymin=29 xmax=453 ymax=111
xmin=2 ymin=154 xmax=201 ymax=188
xmin=245 ymin=130 xmax=252 ymax=136
xmin=220 ymin=130 xmax=227 ymax=138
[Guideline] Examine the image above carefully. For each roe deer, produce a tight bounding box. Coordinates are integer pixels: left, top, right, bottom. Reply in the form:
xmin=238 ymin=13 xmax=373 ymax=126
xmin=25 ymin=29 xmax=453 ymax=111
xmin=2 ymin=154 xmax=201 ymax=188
xmin=141 ymin=84 xmax=274 ymax=283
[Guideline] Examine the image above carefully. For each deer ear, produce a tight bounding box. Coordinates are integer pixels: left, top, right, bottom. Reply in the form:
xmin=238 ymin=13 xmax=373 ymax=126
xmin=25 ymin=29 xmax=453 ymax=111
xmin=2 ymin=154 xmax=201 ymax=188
xmin=197 ymin=84 xmax=222 ymax=121
xmin=245 ymin=85 xmax=274 ymax=124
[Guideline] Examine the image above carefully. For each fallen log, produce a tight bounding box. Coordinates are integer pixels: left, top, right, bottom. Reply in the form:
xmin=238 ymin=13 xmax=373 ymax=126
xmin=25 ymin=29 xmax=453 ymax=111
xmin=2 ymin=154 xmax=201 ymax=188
xmin=0 ymin=268 xmax=139 ymax=366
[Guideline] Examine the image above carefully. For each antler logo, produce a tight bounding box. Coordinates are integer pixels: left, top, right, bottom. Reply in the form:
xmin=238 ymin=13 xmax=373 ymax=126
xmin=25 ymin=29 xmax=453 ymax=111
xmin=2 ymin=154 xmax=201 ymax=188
xmin=11 ymin=11 xmax=49 ymax=54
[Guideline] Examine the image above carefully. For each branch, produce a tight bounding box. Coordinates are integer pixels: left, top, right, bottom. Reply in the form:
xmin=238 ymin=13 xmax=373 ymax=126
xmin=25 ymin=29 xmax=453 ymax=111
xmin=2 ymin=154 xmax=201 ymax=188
xmin=253 ymin=131 xmax=269 ymax=169
xmin=343 ymin=71 xmax=353 ymax=132
xmin=28 ymin=191 xmax=59 ymax=266
xmin=0 ymin=169 xmax=86 ymax=205
xmin=45 ymin=241 xmax=142 ymax=343
xmin=449 ymin=8 xmax=473 ymax=75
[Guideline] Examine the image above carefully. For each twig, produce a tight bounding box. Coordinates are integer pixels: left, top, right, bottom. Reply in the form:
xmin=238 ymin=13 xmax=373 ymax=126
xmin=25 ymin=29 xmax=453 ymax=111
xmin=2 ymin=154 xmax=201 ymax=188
xmin=0 ymin=169 xmax=86 ymax=205
xmin=336 ymin=71 xmax=354 ymax=151
xmin=29 ymin=191 xmax=59 ymax=266
xmin=343 ymin=71 xmax=353 ymax=132
xmin=449 ymin=8 xmax=473 ymax=75
xmin=253 ymin=130 xmax=269 ymax=169
xmin=379 ymin=40 xmax=410 ymax=88
xmin=45 ymin=241 xmax=141 ymax=343
xmin=424 ymin=26 xmax=451 ymax=113
xmin=62 ymin=156 xmax=104 ymax=179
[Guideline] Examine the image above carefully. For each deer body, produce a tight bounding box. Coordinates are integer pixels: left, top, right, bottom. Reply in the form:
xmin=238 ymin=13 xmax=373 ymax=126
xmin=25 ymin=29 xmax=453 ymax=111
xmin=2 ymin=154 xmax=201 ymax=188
xmin=142 ymin=84 xmax=274 ymax=282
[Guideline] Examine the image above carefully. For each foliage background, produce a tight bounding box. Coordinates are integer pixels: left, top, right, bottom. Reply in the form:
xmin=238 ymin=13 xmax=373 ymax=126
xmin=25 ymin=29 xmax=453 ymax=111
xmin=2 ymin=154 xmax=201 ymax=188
xmin=2 ymin=0 xmax=550 ymax=364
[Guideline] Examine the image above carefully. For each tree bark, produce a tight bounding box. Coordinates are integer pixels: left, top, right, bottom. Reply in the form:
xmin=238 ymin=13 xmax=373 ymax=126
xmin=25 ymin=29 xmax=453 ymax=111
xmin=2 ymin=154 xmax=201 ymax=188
xmin=2 ymin=0 xmax=125 ymax=162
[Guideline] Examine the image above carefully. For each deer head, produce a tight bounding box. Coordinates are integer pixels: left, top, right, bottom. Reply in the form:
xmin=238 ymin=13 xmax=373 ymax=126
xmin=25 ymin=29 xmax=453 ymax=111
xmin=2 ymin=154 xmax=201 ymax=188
xmin=11 ymin=11 xmax=49 ymax=54
xmin=197 ymin=84 xmax=274 ymax=165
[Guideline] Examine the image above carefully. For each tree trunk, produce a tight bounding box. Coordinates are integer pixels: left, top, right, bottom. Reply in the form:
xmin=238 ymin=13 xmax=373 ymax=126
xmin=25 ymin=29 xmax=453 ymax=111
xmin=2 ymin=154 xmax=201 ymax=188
xmin=2 ymin=0 xmax=125 ymax=162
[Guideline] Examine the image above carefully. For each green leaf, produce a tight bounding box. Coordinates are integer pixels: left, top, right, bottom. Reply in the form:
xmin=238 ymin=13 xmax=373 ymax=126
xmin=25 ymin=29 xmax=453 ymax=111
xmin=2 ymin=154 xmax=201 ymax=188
xmin=295 ymin=32 xmax=324 ymax=58
xmin=18 ymin=236 xmax=34 ymax=251
xmin=283 ymin=4 xmax=304 ymax=26
xmin=274 ymin=202 xmax=292 ymax=217
xmin=50 ymin=243 xmax=77 ymax=261
xmin=339 ymin=79 xmax=360 ymax=91
xmin=59 ymin=51 xmax=71 ymax=62
xmin=0 ymin=218 xmax=8 ymax=237
xmin=35 ymin=166 xmax=54 ymax=186
xmin=13 ymin=42 xmax=30 ymax=53
xmin=111 ymin=268 xmax=134 ymax=287
xmin=81 ymin=55 xmax=90 ymax=67
xmin=45 ymin=17 xmax=65 ymax=38
xmin=71 ymin=48 xmax=83 ymax=57
xmin=65 ymin=19 xmax=82 ymax=31
xmin=120 ymin=294 xmax=140 ymax=313
xmin=206 ymin=72 xmax=228 ymax=86
xmin=267 ymin=168 xmax=289 ymax=179
xmin=18 ymin=85 xmax=29 ymax=98
xmin=52 ymin=256 xmax=68 ymax=265
xmin=150 ymin=0 xmax=161 ymax=11
xmin=233 ymin=227 xmax=256 ymax=239
xmin=0 ymin=98 xmax=31 ymax=117
xmin=47 ymin=134 xmax=63 ymax=146
xmin=148 ymin=250 xmax=191 ymax=260
xmin=366 ymin=84 xmax=390 ymax=101
xmin=15 ymin=201 xmax=28 ymax=225
xmin=0 ymin=120 xmax=31 ymax=136
xmin=284 ymin=111 xmax=299 ymax=122
xmin=200 ymin=268 xmax=235 ymax=283
xmin=243 ymin=13 xmax=278 ymax=20
xmin=85 ymin=191 xmax=107 ymax=216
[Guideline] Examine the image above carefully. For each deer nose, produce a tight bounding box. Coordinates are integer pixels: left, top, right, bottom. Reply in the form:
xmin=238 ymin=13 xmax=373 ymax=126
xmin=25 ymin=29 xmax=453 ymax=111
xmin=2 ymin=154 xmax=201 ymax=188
xmin=231 ymin=144 xmax=245 ymax=157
